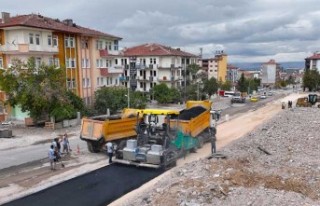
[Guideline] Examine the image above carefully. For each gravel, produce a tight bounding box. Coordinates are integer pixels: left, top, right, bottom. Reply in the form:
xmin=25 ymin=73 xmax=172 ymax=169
xmin=126 ymin=107 xmax=320 ymax=206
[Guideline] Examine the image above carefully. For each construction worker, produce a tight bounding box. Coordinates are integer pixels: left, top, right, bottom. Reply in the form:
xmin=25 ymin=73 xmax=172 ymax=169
xmin=106 ymin=142 xmax=114 ymax=164
xmin=210 ymin=127 xmax=217 ymax=154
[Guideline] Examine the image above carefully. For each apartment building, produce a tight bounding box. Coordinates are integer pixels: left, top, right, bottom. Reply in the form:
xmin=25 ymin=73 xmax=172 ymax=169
xmin=198 ymin=51 xmax=228 ymax=82
xmin=120 ymin=43 xmax=197 ymax=96
xmin=260 ymin=59 xmax=281 ymax=88
xmin=0 ymin=12 xmax=121 ymax=119
xmin=305 ymin=51 xmax=320 ymax=71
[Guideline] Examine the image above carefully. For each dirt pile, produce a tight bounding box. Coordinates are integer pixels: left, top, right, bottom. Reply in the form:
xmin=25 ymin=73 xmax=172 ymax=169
xmin=128 ymin=107 xmax=320 ymax=206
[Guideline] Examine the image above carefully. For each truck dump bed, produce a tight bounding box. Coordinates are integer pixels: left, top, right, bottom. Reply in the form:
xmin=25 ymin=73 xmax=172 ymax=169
xmin=80 ymin=108 xmax=141 ymax=149
xmin=81 ymin=117 xmax=138 ymax=142
xmin=170 ymin=100 xmax=211 ymax=137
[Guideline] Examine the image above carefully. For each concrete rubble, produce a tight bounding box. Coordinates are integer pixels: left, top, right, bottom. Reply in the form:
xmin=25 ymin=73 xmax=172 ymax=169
xmin=127 ymin=107 xmax=320 ymax=206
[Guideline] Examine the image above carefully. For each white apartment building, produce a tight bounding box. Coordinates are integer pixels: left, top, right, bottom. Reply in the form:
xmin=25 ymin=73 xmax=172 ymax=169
xmin=119 ymin=43 xmax=197 ymax=97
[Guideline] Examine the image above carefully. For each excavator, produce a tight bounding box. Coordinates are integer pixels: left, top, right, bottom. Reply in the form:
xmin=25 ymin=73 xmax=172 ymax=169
xmin=296 ymin=94 xmax=320 ymax=108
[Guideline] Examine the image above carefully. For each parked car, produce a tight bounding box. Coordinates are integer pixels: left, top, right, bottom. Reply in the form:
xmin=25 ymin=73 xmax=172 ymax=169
xmin=267 ymin=92 xmax=273 ymax=96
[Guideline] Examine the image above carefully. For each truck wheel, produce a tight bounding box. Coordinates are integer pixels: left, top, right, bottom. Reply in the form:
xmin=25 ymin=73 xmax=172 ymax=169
xmin=87 ymin=142 xmax=100 ymax=153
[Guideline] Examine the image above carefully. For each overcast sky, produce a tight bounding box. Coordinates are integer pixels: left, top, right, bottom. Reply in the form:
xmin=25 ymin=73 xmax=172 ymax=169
xmin=2 ymin=0 xmax=320 ymax=63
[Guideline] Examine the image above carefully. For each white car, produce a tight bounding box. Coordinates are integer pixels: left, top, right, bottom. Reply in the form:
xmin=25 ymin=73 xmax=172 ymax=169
xmin=260 ymin=94 xmax=267 ymax=99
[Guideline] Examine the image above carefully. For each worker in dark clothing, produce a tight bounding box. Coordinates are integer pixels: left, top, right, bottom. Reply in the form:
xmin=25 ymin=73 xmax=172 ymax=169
xmin=210 ymin=127 xmax=217 ymax=154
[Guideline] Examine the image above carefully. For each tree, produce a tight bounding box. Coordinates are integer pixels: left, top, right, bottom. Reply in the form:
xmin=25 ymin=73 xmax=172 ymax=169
xmin=237 ymin=73 xmax=247 ymax=92
xmin=286 ymin=75 xmax=295 ymax=85
xmin=94 ymin=87 xmax=127 ymax=114
xmin=94 ymin=87 xmax=148 ymax=114
xmin=202 ymin=77 xmax=219 ymax=97
xmin=152 ymin=83 xmax=181 ymax=103
xmin=130 ymin=91 xmax=148 ymax=109
xmin=303 ymin=69 xmax=320 ymax=91
xmin=219 ymin=80 xmax=232 ymax=91
xmin=0 ymin=57 xmax=85 ymax=122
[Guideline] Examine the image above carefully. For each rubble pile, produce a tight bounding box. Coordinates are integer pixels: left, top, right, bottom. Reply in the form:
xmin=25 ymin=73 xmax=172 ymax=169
xmin=129 ymin=108 xmax=320 ymax=206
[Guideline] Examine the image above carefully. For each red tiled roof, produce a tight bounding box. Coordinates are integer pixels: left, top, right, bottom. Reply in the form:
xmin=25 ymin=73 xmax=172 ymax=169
xmin=305 ymin=53 xmax=320 ymax=60
xmin=227 ymin=64 xmax=238 ymax=70
xmin=0 ymin=14 xmax=121 ymax=39
xmin=122 ymin=43 xmax=196 ymax=57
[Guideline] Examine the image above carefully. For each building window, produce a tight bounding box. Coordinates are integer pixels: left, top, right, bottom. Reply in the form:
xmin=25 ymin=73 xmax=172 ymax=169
xmin=35 ymin=57 xmax=41 ymax=69
xmin=101 ymin=77 xmax=104 ymax=85
xmin=48 ymin=35 xmax=52 ymax=46
xmin=0 ymin=58 xmax=3 ymax=68
xmin=97 ymin=77 xmax=100 ymax=86
xmin=69 ymin=37 xmax=74 ymax=48
xmin=49 ymin=57 xmax=54 ymax=66
xmin=66 ymin=58 xmax=76 ymax=68
xmin=86 ymin=78 xmax=90 ymax=88
xmin=29 ymin=33 xmax=34 ymax=44
xmin=35 ymin=34 xmax=40 ymax=45
xmin=96 ymin=40 xmax=103 ymax=50
xmin=53 ymin=36 xmax=58 ymax=46
xmin=65 ymin=37 xmax=75 ymax=48
xmin=108 ymin=42 xmax=112 ymax=51
xmin=67 ymin=79 xmax=75 ymax=89
xmin=82 ymin=78 xmax=90 ymax=88
xmin=54 ymin=58 xmax=60 ymax=67
xmin=114 ymin=40 xmax=118 ymax=51
xmin=115 ymin=59 xmax=118 ymax=65
xmin=81 ymin=40 xmax=88 ymax=49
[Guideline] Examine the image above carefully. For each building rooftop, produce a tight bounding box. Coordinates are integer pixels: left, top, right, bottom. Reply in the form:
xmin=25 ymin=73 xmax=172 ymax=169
xmin=122 ymin=43 xmax=196 ymax=57
xmin=0 ymin=12 xmax=121 ymax=39
xmin=305 ymin=53 xmax=320 ymax=60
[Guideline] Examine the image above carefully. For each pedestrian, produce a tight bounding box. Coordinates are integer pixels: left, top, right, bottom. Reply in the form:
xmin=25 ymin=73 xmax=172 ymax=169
xmin=210 ymin=127 xmax=217 ymax=154
xmin=48 ymin=145 xmax=56 ymax=170
xmin=106 ymin=142 xmax=114 ymax=164
xmin=62 ymin=133 xmax=70 ymax=154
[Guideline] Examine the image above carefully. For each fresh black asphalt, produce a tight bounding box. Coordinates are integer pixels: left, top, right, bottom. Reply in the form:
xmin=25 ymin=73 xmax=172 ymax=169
xmin=3 ymin=164 xmax=163 ymax=206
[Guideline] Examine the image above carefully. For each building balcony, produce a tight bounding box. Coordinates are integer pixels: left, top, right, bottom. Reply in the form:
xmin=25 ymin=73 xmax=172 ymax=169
xmin=99 ymin=49 xmax=120 ymax=58
xmin=119 ymin=76 xmax=129 ymax=82
xmin=158 ymin=76 xmax=181 ymax=82
xmin=158 ymin=64 xmax=178 ymax=69
xmin=137 ymin=76 xmax=154 ymax=81
xmin=100 ymin=67 xmax=123 ymax=76
xmin=0 ymin=43 xmax=58 ymax=54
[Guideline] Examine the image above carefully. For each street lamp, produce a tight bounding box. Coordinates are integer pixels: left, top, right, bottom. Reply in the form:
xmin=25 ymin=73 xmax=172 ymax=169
xmin=197 ymin=81 xmax=203 ymax=100
xmin=125 ymin=94 xmax=129 ymax=108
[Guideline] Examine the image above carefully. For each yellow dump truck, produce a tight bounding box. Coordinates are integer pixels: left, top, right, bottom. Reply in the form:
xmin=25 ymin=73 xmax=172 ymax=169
xmin=114 ymin=100 xmax=217 ymax=169
xmin=80 ymin=109 xmax=142 ymax=153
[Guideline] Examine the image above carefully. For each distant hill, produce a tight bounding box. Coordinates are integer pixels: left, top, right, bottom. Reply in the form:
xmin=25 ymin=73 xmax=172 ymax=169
xmin=231 ymin=61 xmax=304 ymax=70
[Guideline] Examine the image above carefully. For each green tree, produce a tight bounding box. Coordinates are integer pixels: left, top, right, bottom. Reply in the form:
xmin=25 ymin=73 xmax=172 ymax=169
xmin=286 ymin=75 xmax=295 ymax=85
xmin=94 ymin=87 xmax=148 ymax=114
xmin=219 ymin=80 xmax=232 ymax=91
xmin=186 ymin=63 xmax=200 ymax=84
xmin=0 ymin=57 xmax=83 ymax=122
xmin=303 ymin=69 xmax=320 ymax=91
xmin=94 ymin=87 xmax=127 ymax=114
xmin=130 ymin=91 xmax=148 ymax=109
xmin=202 ymin=77 xmax=219 ymax=97
xmin=237 ymin=73 xmax=247 ymax=92
xmin=152 ymin=83 xmax=172 ymax=103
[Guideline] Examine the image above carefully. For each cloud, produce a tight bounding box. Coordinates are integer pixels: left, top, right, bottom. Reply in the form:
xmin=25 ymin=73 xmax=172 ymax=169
xmin=1 ymin=0 xmax=320 ymax=62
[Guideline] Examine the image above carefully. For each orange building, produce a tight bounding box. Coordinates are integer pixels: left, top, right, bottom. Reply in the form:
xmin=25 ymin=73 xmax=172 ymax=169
xmin=0 ymin=12 xmax=122 ymax=120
